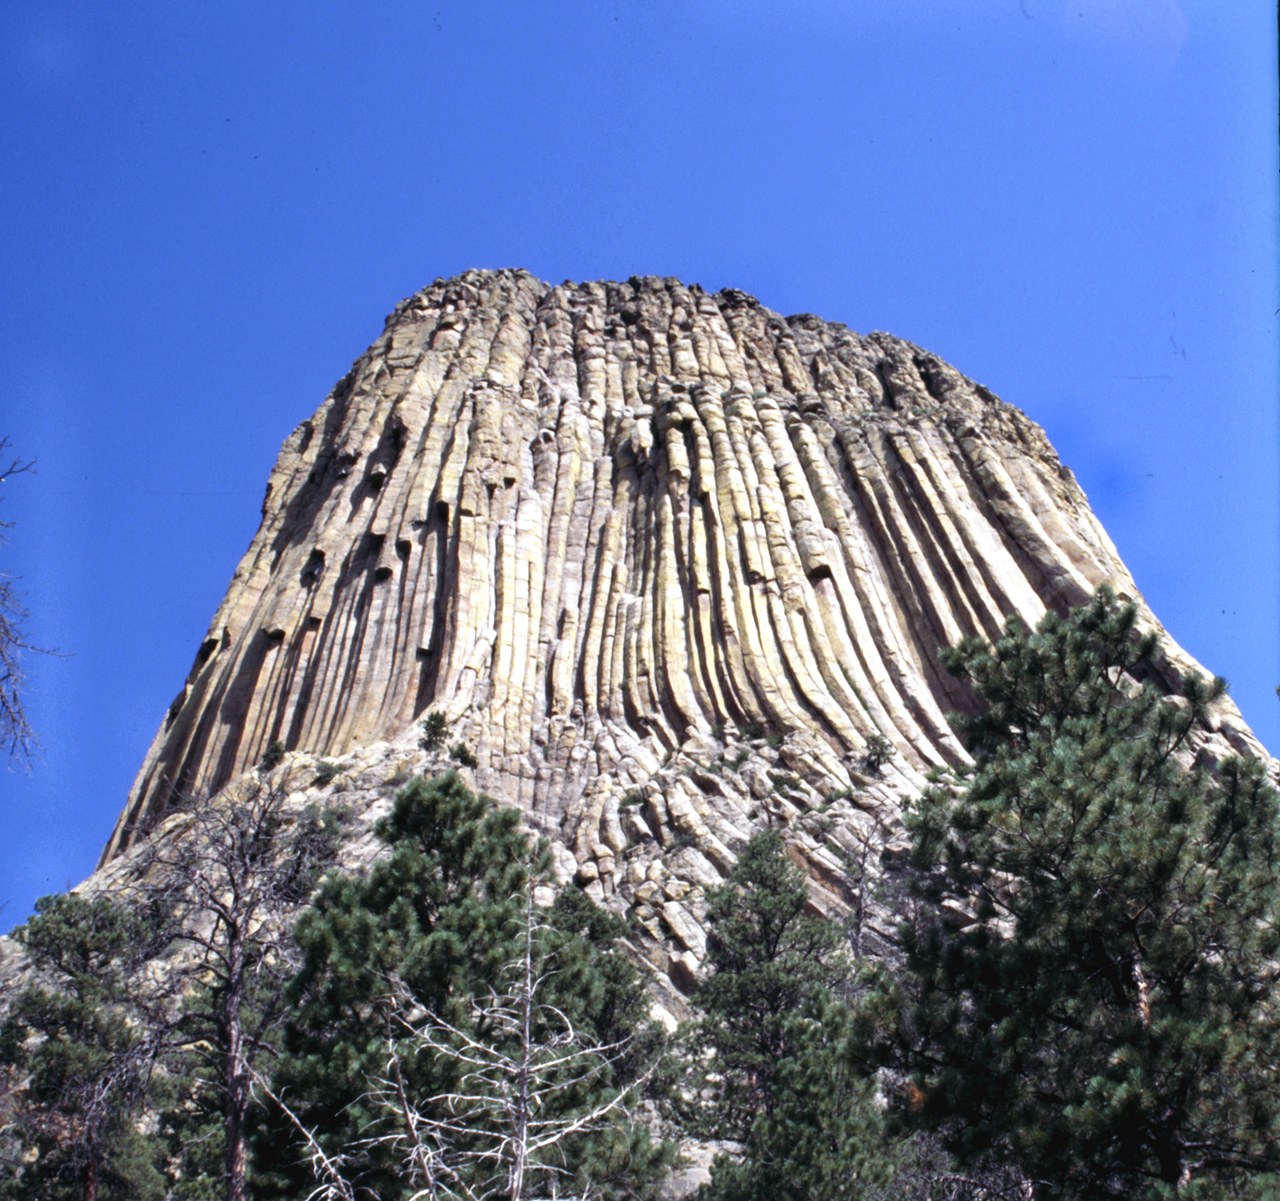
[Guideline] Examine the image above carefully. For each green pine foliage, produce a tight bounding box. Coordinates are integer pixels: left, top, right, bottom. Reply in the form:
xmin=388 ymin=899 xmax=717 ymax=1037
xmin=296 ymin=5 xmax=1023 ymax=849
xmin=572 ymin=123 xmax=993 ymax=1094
xmin=854 ymin=587 xmax=1280 ymax=1200
xmin=255 ymin=769 xmax=673 ymax=1200
xmin=154 ymin=1091 xmax=227 ymax=1201
xmin=0 ymin=894 xmax=169 ymax=1201
xmin=259 ymin=740 xmax=286 ymax=770
xmin=419 ymin=710 xmax=448 ymax=752
xmin=683 ymin=830 xmax=842 ymax=1141
xmin=860 ymin=735 xmax=895 ymax=776
xmin=682 ymin=830 xmax=895 ymax=1201
xmin=449 ymin=740 xmax=479 ymax=768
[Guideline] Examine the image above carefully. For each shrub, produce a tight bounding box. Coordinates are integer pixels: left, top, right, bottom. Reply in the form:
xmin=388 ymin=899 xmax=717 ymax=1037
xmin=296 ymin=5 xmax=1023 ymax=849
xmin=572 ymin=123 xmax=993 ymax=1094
xmin=260 ymin=740 xmax=286 ymax=770
xmin=449 ymin=741 xmax=479 ymax=769
xmin=313 ymin=760 xmax=342 ymax=786
xmin=859 ymin=734 xmax=894 ymax=775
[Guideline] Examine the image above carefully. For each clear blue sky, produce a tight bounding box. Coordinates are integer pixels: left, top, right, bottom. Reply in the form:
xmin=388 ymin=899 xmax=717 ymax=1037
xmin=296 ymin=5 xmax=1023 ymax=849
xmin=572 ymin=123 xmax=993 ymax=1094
xmin=1 ymin=0 xmax=1275 ymax=931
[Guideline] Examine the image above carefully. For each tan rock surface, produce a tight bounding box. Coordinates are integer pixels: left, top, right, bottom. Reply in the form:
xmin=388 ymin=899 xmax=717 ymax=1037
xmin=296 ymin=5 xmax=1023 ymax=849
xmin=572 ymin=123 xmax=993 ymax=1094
xmin=87 ymin=268 xmax=1273 ymax=999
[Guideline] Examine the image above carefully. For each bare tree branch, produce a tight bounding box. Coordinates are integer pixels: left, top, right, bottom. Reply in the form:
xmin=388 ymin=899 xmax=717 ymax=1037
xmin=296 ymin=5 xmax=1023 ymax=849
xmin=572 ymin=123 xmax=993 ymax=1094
xmin=248 ymin=1067 xmax=359 ymax=1201
xmin=0 ymin=436 xmax=57 ymax=769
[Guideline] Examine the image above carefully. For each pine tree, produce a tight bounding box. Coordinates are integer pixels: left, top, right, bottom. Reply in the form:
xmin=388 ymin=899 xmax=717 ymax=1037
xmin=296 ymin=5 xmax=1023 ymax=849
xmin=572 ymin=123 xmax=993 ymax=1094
xmin=255 ymin=770 xmax=672 ymax=1200
xmin=0 ymin=894 xmax=168 ymax=1201
xmin=682 ymin=830 xmax=894 ymax=1201
xmin=854 ymin=588 xmax=1280 ymax=1200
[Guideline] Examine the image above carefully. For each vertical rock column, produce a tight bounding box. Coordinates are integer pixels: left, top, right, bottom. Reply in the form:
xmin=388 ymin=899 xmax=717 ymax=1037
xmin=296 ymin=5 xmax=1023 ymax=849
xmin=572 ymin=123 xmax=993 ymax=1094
xmin=103 ymin=269 xmax=1265 ymax=866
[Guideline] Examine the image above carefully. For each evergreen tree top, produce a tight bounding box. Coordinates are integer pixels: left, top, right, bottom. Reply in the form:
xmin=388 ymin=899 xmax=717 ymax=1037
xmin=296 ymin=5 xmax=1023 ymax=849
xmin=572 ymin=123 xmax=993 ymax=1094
xmin=857 ymin=588 xmax=1280 ymax=1201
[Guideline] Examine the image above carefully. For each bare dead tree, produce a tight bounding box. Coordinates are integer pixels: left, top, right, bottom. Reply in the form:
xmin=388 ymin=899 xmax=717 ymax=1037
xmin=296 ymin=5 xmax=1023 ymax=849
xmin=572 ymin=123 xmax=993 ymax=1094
xmin=139 ymin=765 xmax=340 ymax=1201
xmin=0 ymin=437 xmax=54 ymax=768
xmin=273 ymin=877 xmax=652 ymax=1201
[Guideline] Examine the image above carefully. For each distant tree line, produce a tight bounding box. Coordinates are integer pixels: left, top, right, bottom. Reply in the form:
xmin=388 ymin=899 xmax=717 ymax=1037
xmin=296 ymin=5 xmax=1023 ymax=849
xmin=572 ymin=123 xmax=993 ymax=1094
xmin=3 ymin=589 xmax=1280 ymax=1201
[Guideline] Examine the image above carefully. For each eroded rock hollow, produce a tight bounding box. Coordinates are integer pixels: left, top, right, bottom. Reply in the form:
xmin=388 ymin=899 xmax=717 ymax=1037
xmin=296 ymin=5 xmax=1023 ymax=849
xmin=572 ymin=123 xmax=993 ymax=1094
xmin=100 ymin=270 xmax=1269 ymax=978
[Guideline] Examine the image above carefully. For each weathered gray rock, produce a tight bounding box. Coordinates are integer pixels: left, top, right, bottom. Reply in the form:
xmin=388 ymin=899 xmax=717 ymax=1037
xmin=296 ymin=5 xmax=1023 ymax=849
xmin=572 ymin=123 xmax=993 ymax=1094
xmin=84 ymin=268 xmax=1273 ymax=1002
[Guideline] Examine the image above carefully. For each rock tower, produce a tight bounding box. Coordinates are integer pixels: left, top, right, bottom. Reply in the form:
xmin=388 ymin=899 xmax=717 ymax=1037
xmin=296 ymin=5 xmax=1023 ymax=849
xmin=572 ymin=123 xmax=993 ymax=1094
xmin=99 ymin=270 xmax=1270 ymax=978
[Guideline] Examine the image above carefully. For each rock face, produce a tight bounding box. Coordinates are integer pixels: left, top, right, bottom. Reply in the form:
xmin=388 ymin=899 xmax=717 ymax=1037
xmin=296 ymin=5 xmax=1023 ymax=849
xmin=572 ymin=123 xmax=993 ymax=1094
xmin=99 ymin=269 xmax=1271 ymax=978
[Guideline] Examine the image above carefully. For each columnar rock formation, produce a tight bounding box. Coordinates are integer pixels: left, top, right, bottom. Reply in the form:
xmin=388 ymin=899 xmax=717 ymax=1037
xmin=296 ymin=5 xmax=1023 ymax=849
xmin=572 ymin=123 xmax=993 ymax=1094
xmin=100 ymin=270 xmax=1271 ymax=968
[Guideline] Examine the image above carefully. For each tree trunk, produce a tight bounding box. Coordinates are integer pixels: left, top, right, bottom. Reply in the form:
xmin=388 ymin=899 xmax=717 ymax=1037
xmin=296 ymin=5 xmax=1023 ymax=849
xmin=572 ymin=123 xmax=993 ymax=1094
xmin=84 ymin=1155 xmax=98 ymax=1201
xmin=225 ymin=930 xmax=248 ymax=1201
xmin=509 ymin=884 xmax=536 ymax=1201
